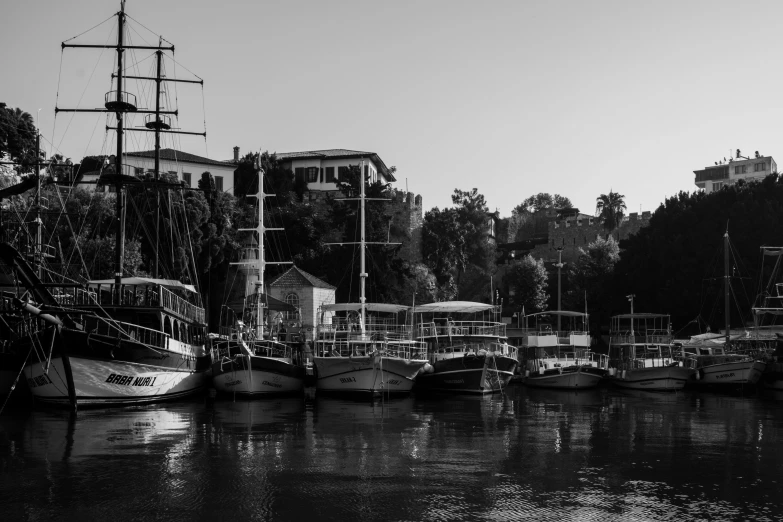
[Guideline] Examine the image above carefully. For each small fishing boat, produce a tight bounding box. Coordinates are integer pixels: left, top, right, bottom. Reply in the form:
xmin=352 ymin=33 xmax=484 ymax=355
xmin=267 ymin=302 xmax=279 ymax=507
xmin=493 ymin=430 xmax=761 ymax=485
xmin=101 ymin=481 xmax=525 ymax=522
xmin=518 ymin=311 xmax=608 ymax=389
xmin=413 ymin=301 xmax=518 ymax=394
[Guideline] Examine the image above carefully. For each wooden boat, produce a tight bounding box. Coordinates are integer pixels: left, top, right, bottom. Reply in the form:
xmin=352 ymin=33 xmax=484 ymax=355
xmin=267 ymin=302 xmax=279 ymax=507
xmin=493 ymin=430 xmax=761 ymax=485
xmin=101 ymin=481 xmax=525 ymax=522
xmin=311 ymin=162 xmax=427 ymax=395
xmin=607 ymin=312 xmax=692 ymax=391
xmin=211 ymin=160 xmax=306 ymax=396
xmin=1 ymin=2 xmax=212 ymax=408
xmin=413 ymin=301 xmax=518 ymax=394
xmin=518 ymin=311 xmax=608 ymax=389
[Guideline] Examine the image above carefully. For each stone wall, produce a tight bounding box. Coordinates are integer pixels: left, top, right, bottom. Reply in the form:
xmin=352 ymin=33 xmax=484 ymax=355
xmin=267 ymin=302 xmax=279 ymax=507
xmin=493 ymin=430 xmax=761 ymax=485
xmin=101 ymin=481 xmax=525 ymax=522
xmin=530 ymin=211 xmax=651 ymax=263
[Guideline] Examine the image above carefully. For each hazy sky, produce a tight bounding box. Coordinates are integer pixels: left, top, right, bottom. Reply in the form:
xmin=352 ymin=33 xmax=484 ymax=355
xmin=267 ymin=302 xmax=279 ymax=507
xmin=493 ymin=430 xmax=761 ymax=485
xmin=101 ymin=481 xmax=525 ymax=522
xmin=3 ymin=0 xmax=781 ymax=218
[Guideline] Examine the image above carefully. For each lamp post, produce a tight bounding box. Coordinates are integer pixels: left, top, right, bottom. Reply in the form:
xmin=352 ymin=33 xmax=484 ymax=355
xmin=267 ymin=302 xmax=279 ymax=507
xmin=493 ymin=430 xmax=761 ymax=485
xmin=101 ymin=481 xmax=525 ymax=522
xmin=556 ymin=247 xmax=564 ymax=333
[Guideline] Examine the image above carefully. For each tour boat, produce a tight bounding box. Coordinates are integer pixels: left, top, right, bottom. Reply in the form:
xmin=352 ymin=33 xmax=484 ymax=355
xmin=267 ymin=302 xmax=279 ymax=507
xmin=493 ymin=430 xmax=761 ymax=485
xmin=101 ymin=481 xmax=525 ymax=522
xmin=313 ymin=303 xmax=428 ymax=395
xmin=311 ymin=162 xmax=428 ymax=395
xmin=211 ymin=159 xmax=306 ymax=396
xmin=0 ymin=2 xmax=212 ymax=408
xmin=518 ymin=311 xmax=608 ymax=389
xmin=413 ymin=301 xmax=518 ymax=394
xmin=607 ymin=312 xmax=693 ymax=391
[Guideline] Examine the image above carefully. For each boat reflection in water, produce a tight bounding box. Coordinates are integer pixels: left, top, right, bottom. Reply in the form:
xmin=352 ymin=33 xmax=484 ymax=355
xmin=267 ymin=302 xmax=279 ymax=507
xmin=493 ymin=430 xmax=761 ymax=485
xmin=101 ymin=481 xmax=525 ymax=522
xmin=2 ymin=387 xmax=783 ymax=520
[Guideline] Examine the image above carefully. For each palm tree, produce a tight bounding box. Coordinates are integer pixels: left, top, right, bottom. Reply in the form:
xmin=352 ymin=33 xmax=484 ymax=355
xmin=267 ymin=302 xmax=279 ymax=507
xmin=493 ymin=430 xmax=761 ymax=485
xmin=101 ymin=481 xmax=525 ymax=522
xmin=595 ymin=190 xmax=627 ymax=231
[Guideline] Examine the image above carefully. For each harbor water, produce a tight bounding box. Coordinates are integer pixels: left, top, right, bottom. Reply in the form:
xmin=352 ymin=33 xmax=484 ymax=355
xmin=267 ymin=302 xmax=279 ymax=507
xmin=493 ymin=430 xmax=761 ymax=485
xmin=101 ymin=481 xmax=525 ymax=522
xmin=1 ymin=385 xmax=782 ymax=521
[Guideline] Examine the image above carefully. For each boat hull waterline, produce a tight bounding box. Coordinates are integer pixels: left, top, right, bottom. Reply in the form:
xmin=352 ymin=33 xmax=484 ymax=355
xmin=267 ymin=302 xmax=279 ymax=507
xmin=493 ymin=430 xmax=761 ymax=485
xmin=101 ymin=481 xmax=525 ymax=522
xmin=314 ymin=356 xmax=426 ymax=394
xmin=212 ymin=354 xmax=305 ymax=396
xmin=416 ymin=354 xmax=518 ymax=394
xmin=609 ymin=366 xmax=693 ymax=391
xmin=523 ymin=367 xmax=606 ymax=389
xmin=690 ymin=360 xmax=766 ymax=386
xmin=24 ymin=357 xmax=209 ymax=406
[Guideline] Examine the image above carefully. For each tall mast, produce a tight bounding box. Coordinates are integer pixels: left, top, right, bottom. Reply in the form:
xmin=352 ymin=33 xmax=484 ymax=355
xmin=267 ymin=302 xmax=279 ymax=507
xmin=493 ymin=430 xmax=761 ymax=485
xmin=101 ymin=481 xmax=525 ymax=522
xmin=360 ymin=160 xmax=366 ymax=334
xmin=33 ymin=133 xmax=42 ymax=278
xmin=113 ymin=1 xmax=127 ymax=299
xmin=232 ymin=158 xmax=289 ymax=336
xmin=153 ymin=41 xmax=163 ymax=277
xmin=724 ymin=228 xmax=730 ymax=348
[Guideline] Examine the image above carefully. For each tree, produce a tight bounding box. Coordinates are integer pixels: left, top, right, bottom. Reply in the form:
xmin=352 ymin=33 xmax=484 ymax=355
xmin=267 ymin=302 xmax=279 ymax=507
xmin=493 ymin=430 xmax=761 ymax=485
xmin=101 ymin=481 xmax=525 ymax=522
xmin=422 ymin=206 xmax=465 ymax=297
xmin=565 ymin=235 xmax=620 ymax=339
xmin=514 ymin=193 xmax=573 ymax=214
xmin=595 ymin=190 xmax=627 ymax=231
xmin=505 ymin=254 xmax=549 ymax=312
xmin=0 ymin=103 xmax=39 ymax=171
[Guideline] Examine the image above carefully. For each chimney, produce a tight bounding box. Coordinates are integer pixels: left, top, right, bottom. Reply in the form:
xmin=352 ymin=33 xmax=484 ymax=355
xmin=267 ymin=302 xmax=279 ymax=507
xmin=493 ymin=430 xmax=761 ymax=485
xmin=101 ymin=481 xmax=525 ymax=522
xmin=233 ymin=146 xmax=240 ymax=162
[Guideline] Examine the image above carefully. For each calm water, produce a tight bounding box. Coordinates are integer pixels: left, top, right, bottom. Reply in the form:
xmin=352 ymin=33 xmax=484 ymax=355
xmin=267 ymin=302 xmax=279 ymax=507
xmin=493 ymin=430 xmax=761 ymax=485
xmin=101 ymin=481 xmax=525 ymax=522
xmin=1 ymin=385 xmax=782 ymax=521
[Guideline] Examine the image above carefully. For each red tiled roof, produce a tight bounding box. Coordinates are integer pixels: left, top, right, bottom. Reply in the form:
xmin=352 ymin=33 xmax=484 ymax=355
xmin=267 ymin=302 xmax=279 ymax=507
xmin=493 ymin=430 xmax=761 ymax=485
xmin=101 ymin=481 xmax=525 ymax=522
xmin=268 ymin=265 xmax=335 ymax=290
xmin=275 ymin=149 xmax=396 ymax=182
xmin=124 ymin=148 xmax=235 ymax=168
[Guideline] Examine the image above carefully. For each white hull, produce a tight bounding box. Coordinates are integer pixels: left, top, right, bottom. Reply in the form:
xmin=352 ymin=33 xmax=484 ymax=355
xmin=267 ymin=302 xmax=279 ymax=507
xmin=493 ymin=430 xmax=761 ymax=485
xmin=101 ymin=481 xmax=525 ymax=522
xmin=611 ymin=366 xmax=692 ymax=391
xmin=24 ymin=357 xmax=208 ymax=406
xmin=212 ymin=358 xmax=303 ymax=395
xmin=692 ymin=360 xmax=765 ymax=385
xmin=314 ymin=356 xmax=426 ymax=394
xmin=524 ymin=370 xmax=604 ymax=389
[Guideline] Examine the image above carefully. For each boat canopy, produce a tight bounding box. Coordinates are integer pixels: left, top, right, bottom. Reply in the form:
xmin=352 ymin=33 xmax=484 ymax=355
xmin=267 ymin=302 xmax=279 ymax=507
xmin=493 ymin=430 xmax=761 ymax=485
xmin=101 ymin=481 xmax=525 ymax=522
xmin=753 ymin=307 xmax=783 ymax=315
xmin=612 ymin=313 xmax=669 ymax=319
xmin=321 ymin=303 xmax=409 ymax=313
xmin=524 ymin=311 xmax=587 ymax=318
xmin=88 ymin=277 xmax=197 ymax=294
xmin=414 ymin=301 xmax=494 ymax=314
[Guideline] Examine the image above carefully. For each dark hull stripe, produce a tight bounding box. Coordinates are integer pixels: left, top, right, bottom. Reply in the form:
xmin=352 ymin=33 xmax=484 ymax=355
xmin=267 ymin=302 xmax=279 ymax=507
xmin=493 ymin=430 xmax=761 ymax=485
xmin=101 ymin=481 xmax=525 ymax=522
xmin=32 ymin=386 xmax=205 ymax=406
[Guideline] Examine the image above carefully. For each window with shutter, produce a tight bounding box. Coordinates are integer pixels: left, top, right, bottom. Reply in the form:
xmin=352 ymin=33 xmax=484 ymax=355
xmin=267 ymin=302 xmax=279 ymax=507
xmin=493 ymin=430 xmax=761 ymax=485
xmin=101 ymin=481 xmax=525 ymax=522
xmin=183 ymin=172 xmax=192 ymax=186
xmin=320 ymin=167 xmax=324 ymax=183
xmin=307 ymin=167 xmax=318 ymax=183
xmin=295 ymin=167 xmax=305 ymax=184
xmin=215 ymin=176 xmax=223 ymax=192
xmin=326 ymin=167 xmax=335 ymax=182
xmin=338 ymin=166 xmax=348 ymax=182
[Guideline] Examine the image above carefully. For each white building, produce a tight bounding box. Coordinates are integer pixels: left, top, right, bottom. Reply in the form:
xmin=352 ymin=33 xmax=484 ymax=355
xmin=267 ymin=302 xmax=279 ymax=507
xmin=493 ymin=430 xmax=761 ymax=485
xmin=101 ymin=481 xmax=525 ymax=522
xmin=276 ymin=149 xmax=396 ymax=191
xmin=694 ymin=152 xmax=777 ymax=194
xmin=80 ymin=148 xmax=237 ymax=192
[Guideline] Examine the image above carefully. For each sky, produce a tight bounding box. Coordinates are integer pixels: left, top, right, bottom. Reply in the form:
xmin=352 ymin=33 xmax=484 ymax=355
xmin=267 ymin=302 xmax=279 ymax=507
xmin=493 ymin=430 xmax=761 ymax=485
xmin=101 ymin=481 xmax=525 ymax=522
xmin=3 ymin=0 xmax=783 ymax=218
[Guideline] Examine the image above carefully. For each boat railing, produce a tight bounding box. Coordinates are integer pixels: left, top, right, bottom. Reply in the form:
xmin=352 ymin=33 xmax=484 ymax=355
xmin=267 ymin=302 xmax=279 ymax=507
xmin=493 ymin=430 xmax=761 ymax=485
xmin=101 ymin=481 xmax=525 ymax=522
xmin=612 ymin=356 xmax=679 ymax=371
xmin=315 ymin=339 xmax=426 ymax=360
xmin=65 ymin=283 xmax=205 ymax=323
xmin=320 ymin=319 xmax=413 ymax=337
xmin=417 ymin=321 xmax=506 ymax=339
xmin=89 ymin=318 xmax=169 ymax=350
xmin=430 ymin=341 xmax=517 ymax=359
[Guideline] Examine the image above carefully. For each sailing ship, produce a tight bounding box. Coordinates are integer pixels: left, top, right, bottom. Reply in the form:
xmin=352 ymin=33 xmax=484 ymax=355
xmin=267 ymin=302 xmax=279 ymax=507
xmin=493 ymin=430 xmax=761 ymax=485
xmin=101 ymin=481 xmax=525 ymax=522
xmin=0 ymin=2 xmax=211 ymax=408
xmin=413 ymin=301 xmax=518 ymax=394
xmin=517 ymin=311 xmax=608 ymax=389
xmin=607 ymin=312 xmax=692 ymax=391
xmin=311 ymin=162 xmax=428 ymax=395
xmin=210 ymin=159 xmax=307 ymax=396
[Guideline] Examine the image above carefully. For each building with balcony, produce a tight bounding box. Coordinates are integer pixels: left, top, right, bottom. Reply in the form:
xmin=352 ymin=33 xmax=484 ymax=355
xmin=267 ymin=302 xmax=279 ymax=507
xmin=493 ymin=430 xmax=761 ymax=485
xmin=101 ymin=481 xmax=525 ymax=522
xmin=275 ymin=149 xmax=396 ymax=193
xmin=694 ymin=153 xmax=776 ymax=194
xmin=79 ymin=148 xmax=237 ymax=193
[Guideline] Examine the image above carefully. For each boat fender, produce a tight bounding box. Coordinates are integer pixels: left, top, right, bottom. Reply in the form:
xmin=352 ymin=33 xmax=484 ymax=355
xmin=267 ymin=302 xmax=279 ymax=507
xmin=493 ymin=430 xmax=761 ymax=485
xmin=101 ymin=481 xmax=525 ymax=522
xmin=608 ymin=368 xmax=615 ymax=377
xmin=422 ymin=363 xmax=434 ymax=374
xmin=525 ymin=370 xmax=530 ymax=377
xmin=621 ymin=370 xmax=626 ymax=380
xmin=538 ymin=367 xmax=545 ymax=375
xmin=696 ymin=368 xmax=704 ymax=380
xmin=558 ymin=367 xmax=563 ymax=375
